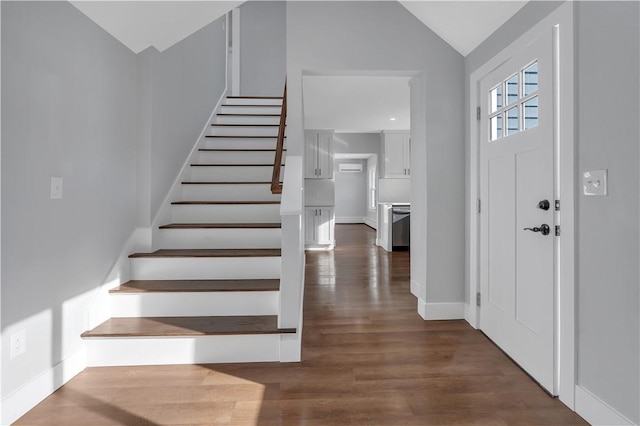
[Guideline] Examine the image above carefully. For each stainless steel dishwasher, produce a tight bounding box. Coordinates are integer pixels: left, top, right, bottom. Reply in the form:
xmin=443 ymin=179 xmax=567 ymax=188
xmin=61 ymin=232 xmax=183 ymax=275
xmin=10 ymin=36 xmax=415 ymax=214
xmin=391 ymin=205 xmax=410 ymax=250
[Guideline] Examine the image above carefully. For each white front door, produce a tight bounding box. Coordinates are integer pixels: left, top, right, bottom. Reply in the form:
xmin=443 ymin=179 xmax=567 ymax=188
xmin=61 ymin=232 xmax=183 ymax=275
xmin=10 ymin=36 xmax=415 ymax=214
xmin=479 ymin=28 xmax=556 ymax=393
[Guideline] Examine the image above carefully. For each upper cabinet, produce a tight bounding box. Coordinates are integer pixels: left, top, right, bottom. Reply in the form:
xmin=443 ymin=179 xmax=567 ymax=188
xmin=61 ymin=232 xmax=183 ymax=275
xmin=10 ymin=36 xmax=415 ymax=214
xmin=305 ymin=130 xmax=334 ymax=179
xmin=382 ymin=131 xmax=411 ymax=178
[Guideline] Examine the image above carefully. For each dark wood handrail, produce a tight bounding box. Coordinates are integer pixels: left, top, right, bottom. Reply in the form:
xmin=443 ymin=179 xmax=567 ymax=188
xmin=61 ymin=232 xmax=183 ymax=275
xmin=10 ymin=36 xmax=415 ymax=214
xmin=271 ymin=81 xmax=287 ymax=194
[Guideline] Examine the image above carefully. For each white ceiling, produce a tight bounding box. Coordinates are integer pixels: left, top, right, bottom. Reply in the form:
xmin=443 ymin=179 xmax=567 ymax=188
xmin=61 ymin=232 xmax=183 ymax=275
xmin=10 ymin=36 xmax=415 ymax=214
xmin=70 ymin=1 xmax=529 ymax=57
xmin=399 ymin=1 xmax=529 ymax=56
xmin=303 ymin=76 xmax=411 ymax=133
xmin=70 ymin=1 xmax=242 ymax=53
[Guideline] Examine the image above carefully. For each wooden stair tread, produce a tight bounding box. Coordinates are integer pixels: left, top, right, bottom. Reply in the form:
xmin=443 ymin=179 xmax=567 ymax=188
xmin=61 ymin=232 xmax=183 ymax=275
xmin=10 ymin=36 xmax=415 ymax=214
xmin=129 ymin=248 xmax=281 ymax=258
xmin=190 ymin=164 xmax=285 ymax=167
xmin=159 ymin=223 xmax=281 ymax=229
xmin=212 ymin=124 xmax=280 ymax=127
xmin=110 ymin=279 xmax=280 ymax=293
xmin=82 ymin=315 xmax=295 ymax=338
xmin=221 ymin=104 xmax=282 ymax=108
xmin=226 ymin=96 xmax=283 ymax=99
xmin=216 ymin=114 xmax=281 ymax=117
xmin=181 ymin=181 xmax=279 ymax=185
xmin=171 ymin=201 xmax=280 ymax=205
xmin=206 ymin=135 xmax=285 ymax=138
xmin=199 ymin=148 xmax=286 ymax=152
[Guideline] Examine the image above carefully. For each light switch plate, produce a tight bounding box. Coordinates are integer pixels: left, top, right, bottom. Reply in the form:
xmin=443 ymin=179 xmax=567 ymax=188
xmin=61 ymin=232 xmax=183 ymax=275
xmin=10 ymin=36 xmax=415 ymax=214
xmin=51 ymin=176 xmax=63 ymax=199
xmin=583 ymin=169 xmax=607 ymax=196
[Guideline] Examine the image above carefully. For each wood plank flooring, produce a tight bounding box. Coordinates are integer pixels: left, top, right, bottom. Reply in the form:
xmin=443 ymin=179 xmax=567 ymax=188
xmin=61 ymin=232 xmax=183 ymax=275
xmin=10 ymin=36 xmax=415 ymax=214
xmin=15 ymin=224 xmax=587 ymax=425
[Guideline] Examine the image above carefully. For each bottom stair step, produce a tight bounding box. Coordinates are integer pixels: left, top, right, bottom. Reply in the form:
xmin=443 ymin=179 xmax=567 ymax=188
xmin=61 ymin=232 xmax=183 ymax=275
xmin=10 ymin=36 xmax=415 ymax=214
xmin=82 ymin=316 xmax=298 ymax=366
xmin=82 ymin=316 xmax=294 ymax=338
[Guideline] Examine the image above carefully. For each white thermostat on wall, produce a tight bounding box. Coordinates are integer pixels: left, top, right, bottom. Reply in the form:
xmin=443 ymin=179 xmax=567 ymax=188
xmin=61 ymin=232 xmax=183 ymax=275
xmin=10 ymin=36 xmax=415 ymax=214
xmin=583 ymin=169 xmax=607 ymax=196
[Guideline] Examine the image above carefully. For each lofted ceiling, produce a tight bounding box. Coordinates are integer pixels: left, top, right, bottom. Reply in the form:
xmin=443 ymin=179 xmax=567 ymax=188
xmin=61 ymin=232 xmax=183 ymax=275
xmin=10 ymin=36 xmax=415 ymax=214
xmin=70 ymin=1 xmax=529 ymax=56
xmin=70 ymin=1 xmax=243 ymax=53
xmin=399 ymin=0 xmax=529 ymax=56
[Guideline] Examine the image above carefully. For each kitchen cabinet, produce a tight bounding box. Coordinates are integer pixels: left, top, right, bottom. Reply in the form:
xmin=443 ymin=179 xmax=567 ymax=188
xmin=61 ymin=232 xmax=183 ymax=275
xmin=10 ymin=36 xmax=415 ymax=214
xmin=382 ymin=131 xmax=411 ymax=178
xmin=305 ymin=130 xmax=334 ymax=179
xmin=305 ymin=207 xmax=334 ymax=249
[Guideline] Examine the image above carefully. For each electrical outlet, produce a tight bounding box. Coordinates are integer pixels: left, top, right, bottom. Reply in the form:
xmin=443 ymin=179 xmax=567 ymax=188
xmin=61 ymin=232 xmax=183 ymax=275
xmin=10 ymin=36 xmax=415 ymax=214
xmin=10 ymin=330 xmax=26 ymax=359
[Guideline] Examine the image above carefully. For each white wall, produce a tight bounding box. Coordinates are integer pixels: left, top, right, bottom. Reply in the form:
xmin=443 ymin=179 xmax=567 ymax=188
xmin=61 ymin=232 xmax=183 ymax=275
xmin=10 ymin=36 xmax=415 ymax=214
xmin=1 ymin=0 xmax=137 ymax=409
xmin=334 ymin=160 xmax=367 ymax=222
xmin=465 ymin=1 xmax=640 ymax=423
xmin=287 ymin=1 xmax=465 ymax=309
xmin=138 ymin=16 xmax=227 ymax=223
xmin=239 ymin=1 xmax=286 ymax=96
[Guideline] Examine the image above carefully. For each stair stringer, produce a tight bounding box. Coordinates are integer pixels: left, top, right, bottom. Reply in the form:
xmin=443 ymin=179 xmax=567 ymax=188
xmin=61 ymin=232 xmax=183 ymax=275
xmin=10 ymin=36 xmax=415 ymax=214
xmin=150 ymin=90 xmax=229 ymax=251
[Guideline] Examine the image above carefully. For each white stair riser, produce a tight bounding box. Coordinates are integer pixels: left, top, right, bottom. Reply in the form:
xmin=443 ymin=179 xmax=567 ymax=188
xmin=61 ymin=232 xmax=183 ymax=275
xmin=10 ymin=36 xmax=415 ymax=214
xmin=85 ymin=334 xmax=284 ymax=366
xmin=225 ymin=98 xmax=282 ymax=106
xmin=197 ymin=151 xmax=282 ymax=164
xmin=157 ymin=228 xmax=281 ymax=249
xmin=209 ymin=127 xmax=279 ymax=137
xmin=190 ymin=166 xmax=284 ymax=182
xmin=182 ymin=184 xmax=281 ymax=201
xmin=130 ymin=257 xmax=281 ymax=280
xmin=216 ymin=115 xmax=280 ymax=125
xmin=220 ymin=106 xmax=281 ymax=115
xmin=171 ymin=204 xmax=281 ymax=223
xmin=203 ymin=138 xmax=283 ymax=150
xmin=111 ymin=291 xmax=278 ymax=317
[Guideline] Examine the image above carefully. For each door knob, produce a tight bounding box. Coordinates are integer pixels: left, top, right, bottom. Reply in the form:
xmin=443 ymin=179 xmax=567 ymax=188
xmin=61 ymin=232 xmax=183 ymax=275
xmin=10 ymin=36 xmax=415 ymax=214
xmin=523 ymin=224 xmax=550 ymax=235
xmin=537 ymin=199 xmax=550 ymax=211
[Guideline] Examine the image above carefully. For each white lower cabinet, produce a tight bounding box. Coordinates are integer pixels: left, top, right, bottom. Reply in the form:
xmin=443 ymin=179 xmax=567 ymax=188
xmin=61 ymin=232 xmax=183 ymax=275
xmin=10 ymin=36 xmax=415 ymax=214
xmin=305 ymin=207 xmax=334 ymax=249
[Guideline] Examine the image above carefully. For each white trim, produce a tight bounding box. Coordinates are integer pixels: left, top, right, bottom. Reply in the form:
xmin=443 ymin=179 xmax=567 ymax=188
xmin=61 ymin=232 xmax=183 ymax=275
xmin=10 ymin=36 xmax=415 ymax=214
xmin=468 ymin=1 xmax=575 ymax=406
xmin=575 ymin=386 xmax=634 ymax=426
xmin=335 ymin=216 xmax=366 ymax=224
xmin=1 ymin=347 xmax=87 ymax=425
xmin=364 ymin=217 xmax=377 ymax=229
xmin=417 ymin=300 xmax=465 ymax=320
xmin=231 ymin=7 xmax=240 ymax=96
xmin=150 ymin=90 xmax=227 ymax=230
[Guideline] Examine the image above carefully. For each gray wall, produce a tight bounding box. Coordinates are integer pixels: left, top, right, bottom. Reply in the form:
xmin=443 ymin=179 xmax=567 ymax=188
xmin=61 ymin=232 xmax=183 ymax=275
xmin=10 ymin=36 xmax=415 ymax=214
xmin=334 ymin=133 xmax=381 ymax=159
xmin=465 ymin=1 xmax=640 ymax=422
xmin=239 ymin=1 xmax=286 ymax=96
xmin=575 ymin=2 xmax=639 ymax=422
xmin=139 ymin=16 xmax=227 ymax=223
xmin=334 ymin=160 xmax=367 ymax=221
xmin=288 ymin=1 xmax=465 ymax=306
xmin=1 ymin=0 xmax=137 ymax=398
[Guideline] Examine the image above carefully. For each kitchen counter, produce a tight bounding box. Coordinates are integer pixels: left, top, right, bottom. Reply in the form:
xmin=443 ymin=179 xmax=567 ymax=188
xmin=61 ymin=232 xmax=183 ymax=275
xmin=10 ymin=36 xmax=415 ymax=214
xmin=377 ymin=203 xmax=410 ymax=251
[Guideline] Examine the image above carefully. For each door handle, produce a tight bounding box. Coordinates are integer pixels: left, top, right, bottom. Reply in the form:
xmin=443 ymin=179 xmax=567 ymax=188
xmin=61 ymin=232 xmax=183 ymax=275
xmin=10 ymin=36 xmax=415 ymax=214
xmin=523 ymin=224 xmax=550 ymax=235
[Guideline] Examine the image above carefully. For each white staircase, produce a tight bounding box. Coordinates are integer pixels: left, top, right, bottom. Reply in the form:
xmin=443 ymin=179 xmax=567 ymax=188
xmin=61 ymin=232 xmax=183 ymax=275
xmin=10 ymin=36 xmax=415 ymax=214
xmin=82 ymin=95 xmax=294 ymax=366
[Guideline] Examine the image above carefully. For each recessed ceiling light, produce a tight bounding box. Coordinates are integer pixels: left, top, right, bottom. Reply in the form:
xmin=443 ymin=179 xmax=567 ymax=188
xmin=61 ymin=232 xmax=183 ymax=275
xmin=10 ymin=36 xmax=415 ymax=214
xmin=390 ymin=117 xmax=397 ymax=121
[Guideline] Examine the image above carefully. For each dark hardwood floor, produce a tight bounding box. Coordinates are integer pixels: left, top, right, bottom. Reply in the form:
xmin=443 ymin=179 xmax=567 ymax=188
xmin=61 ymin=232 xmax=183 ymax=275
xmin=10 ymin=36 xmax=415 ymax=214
xmin=15 ymin=224 xmax=587 ymax=425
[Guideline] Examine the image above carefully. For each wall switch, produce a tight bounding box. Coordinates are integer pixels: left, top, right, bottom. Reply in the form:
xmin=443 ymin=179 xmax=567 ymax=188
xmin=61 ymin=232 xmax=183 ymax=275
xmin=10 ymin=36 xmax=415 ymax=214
xmin=51 ymin=176 xmax=63 ymax=199
xmin=10 ymin=330 xmax=26 ymax=359
xmin=583 ymin=169 xmax=607 ymax=196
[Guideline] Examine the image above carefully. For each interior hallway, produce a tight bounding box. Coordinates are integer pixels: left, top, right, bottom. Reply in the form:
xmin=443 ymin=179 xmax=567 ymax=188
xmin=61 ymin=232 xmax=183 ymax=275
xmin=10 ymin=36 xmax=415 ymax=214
xmin=15 ymin=224 xmax=586 ymax=425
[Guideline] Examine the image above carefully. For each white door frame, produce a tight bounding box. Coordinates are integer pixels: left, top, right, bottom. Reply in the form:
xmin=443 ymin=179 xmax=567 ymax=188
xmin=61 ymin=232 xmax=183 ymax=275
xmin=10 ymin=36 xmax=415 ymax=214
xmin=467 ymin=2 xmax=575 ymax=409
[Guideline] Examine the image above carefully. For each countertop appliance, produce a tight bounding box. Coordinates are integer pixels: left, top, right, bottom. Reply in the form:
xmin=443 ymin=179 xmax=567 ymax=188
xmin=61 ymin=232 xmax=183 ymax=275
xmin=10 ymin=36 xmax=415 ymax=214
xmin=391 ymin=205 xmax=410 ymax=249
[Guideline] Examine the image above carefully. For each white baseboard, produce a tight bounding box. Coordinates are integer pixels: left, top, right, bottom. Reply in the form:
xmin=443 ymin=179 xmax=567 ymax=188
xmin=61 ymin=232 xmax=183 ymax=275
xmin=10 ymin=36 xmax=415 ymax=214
xmin=364 ymin=217 xmax=377 ymax=229
xmin=1 ymin=347 xmax=87 ymax=425
xmin=417 ymin=299 xmax=465 ymax=320
xmin=575 ymin=385 xmax=634 ymax=426
xmin=464 ymin=303 xmax=478 ymax=329
xmin=335 ymin=217 xmax=366 ymax=224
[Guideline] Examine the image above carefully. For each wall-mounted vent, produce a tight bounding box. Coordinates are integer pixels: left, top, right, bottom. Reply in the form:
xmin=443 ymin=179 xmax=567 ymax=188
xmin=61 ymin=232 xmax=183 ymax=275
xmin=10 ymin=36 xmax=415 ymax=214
xmin=338 ymin=163 xmax=363 ymax=173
